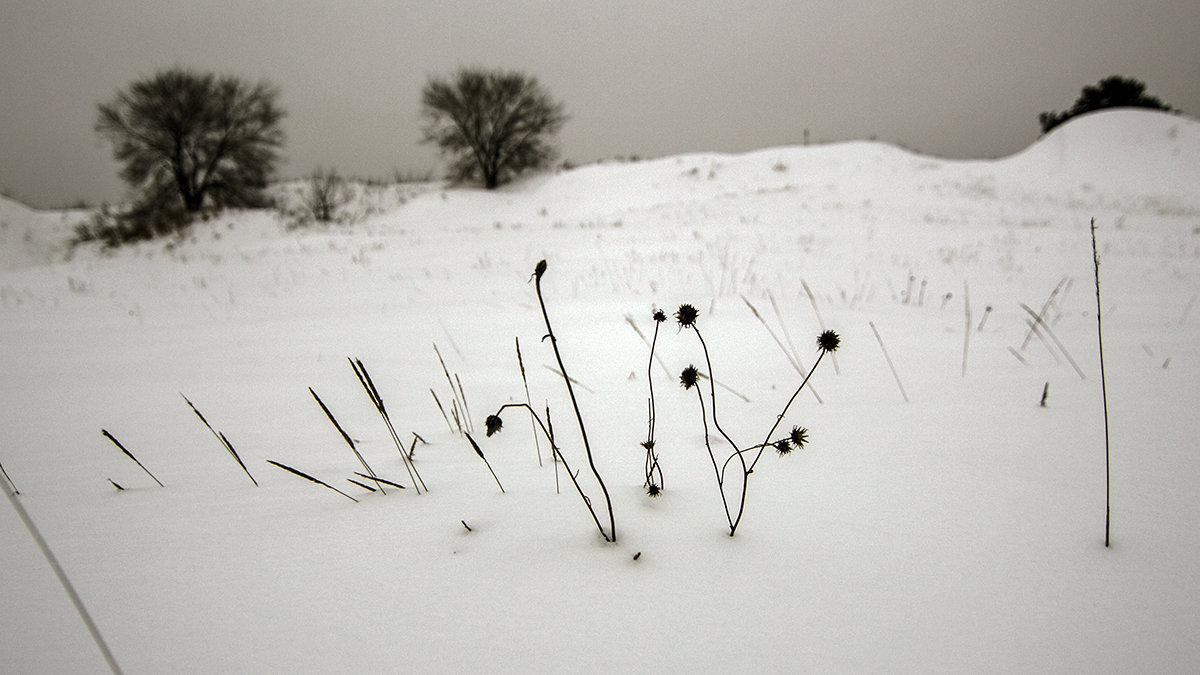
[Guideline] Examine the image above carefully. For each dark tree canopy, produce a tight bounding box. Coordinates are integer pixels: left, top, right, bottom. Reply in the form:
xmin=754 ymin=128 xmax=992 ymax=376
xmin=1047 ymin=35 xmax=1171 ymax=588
xmin=421 ymin=67 xmax=567 ymax=189
xmin=96 ymin=67 xmax=285 ymax=213
xmin=1039 ymin=76 xmax=1175 ymax=134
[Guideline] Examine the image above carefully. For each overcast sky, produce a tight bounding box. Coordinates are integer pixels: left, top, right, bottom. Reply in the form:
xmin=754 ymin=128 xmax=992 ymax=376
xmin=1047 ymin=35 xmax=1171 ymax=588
xmin=1 ymin=0 xmax=1197 ymax=208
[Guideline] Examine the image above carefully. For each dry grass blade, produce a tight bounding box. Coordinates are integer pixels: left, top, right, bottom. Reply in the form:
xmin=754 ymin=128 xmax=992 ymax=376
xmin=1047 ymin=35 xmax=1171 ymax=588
xmin=1019 ymin=303 xmax=1086 ymax=379
xmin=741 ymin=294 xmax=822 ymax=404
xmin=181 ymin=393 xmax=258 ymax=486
xmin=870 ymin=321 xmax=909 ymax=403
xmin=3 ymin=468 xmax=124 ymax=674
xmin=515 ymin=336 xmax=543 ymax=466
xmin=0 ymin=459 xmax=17 ymax=495
xmin=355 ymin=472 xmax=405 ymax=489
xmin=797 ymin=283 xmax=839 ymax=374
xmin=348 ymin=478 xmax=376 ymax=492
xmin=217 ymin=432 xmax=258 ymax=487
xmin=101 ymin=429 xmax=164 ymax=487
xmin=350 ymin=358 xmax=427 ymax=493
xmin=466 ymin=432 xmax=505 ymax=493
xmin=267 ymin=460 xmax=358 ymax=502
xmin=310 ymin=387 xmax=385 ymax=494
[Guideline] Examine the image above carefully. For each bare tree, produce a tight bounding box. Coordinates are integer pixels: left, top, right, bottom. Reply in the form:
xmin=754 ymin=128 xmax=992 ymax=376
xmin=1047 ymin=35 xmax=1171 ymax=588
xmin=421 ymin=67 xmax=567 ymax=189
xmin=96 ymin=67 xmax=285 ymax=217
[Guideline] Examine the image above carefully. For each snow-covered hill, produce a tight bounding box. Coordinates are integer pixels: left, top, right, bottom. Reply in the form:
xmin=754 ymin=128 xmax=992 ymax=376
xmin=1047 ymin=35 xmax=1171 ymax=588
xmin=2 ymin=109 xmax=1198 ymax=672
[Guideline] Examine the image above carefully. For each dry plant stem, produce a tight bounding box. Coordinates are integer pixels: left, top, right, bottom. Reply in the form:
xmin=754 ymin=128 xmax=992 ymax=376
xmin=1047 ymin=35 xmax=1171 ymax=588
xmin=869 ymin=322 xmax=909 ymax=403
xmin=546 ymin=403 xmax=561 ymax=494
xmin=1019 ymin=303 xmax=1086 ymax=379
xmin=799 ymin=282 xmax=839 ymax=374
xmin=1021 ymin=277 xmax=1068 ymax=350
xmin=310 ymin=387 xmax=385 ymax=494
xmin=514 ymin=337 xmax=542 ymax=466
xmin=1091 ymin=218 xmax=1112 ymax=547
xmin=101 ymin=429 xmax=164 ymax=487
xmin=747 ymin=348 xmax=829 ymax=473
xmin=455 ymin=374 xmax=474 ymax=435
xmin=3 ymin=481 xmax=123 ymax=674
xmin=433 ymin=343 xmax=467 ymax=435
xmin=533 ymin=266 xmax=616 ymax=542
xmin=962 ymin=281 xmax=971 ymax=377
xmin=692 ymin=384 xmax=735 ymax=531
xmin=692 ymin=326 xmax=748 ymax=536
xmin=430 ymin=389 xmax=455 ymax=433
xmin=742 ymin=294 xmax=822 ymax=404
xmin=493 ymin=402 xmax=610 ymax=540
xmin=643 ymin=318 xmax=663 ymax=489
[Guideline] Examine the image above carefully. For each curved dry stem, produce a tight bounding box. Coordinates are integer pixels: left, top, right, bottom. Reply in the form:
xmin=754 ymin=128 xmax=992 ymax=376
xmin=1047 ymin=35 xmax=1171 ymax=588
xmin=748 ymin=348 xmax=827 ymax=473
xmin=492 ymin=402 xmax=611 ymax=542
xmin=692 ymin=384 xmax=735 ymax=531
xmin=691 ymin=325 xmax=747 ymax=536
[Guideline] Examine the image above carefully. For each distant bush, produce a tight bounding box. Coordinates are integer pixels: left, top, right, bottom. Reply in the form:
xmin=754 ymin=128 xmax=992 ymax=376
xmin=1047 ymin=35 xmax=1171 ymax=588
xmin=303 ymin=168 xmax=352 ymax=224
xmin=72 ymin=200 xmax=192 ymax=248
xmin=1039 ymin=75 xmax=1176 ymax=134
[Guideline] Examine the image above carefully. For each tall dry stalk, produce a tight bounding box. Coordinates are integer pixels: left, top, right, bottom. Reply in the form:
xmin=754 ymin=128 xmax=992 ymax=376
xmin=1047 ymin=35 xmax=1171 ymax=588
xmin=1091 ymin=217 xmax=1112 ymax=548
xmin=530 ymin=260 xmax=616 ymax=542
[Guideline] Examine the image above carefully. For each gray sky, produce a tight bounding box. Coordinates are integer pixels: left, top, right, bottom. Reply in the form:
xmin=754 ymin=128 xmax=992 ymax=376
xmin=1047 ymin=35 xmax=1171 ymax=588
xmin=2 ymin=0 xmax=1197 ymax=208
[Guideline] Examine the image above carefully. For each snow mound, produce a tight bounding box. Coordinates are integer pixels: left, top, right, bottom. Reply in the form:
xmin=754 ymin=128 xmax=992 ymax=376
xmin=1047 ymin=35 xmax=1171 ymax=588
xmin=0 ymin=196 xmax=84 ymax=270
xmin=1002 ymin=108 xmax=1200 ymax=195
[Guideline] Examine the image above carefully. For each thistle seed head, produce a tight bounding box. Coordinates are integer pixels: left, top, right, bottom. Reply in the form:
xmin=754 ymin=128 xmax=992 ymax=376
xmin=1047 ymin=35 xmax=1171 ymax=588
xmin=675 ymin=303 xmax=699 ymax=328
xmin=817 ymin=329 xmax=841 ymax=353
xmin=485 ymin=414 xmax=504 ymax=437
xmin=653 ymin=309 xmax=667 ymax=323
xmin=646 ymin=482 xmax=662 ymax=497
xmin=774 ymin=439 xmax=792 ymax=456
xmin=790 ymin=426 xmax=809 ymax=450
xmin=679 ymin=365 xmax=699 ymax=390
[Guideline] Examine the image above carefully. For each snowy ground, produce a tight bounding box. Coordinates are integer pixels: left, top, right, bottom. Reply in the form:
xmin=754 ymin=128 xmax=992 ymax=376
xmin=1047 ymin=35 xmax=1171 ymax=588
xmin=2 ymin=109 xmax=1199 ymax=672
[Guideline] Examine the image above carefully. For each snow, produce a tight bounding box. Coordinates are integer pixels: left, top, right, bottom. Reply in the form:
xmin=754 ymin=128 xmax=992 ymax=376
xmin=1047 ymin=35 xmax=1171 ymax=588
xmin=2 ymin=108 xmax=1199 ymax=672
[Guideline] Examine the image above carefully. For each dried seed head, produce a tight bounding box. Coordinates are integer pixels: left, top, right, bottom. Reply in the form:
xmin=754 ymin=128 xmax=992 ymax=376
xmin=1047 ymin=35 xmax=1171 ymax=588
xmin=641 ymin=440 xmax=656 ymax=451
xmin=774 ymin=439 xmax=792 ymax=456
xmin=646 ymin=482 xmax=662 ymax=497
xmin=675 ymin=303 xmax=699 ymax=328
xmin=485 ymin=414 xmax=504 ymax=437
xmin=652 ymin=309 xmax=667 ymax=323
xmin=790 ymin=426 xmax=809 ymax=450
xmin=679 ymin=365 xmax=699 ymax=390
xmin=817 ymin=329 xmax=841 ymax=353
xmin=533 ymin=259 xmax=548 ymax=280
